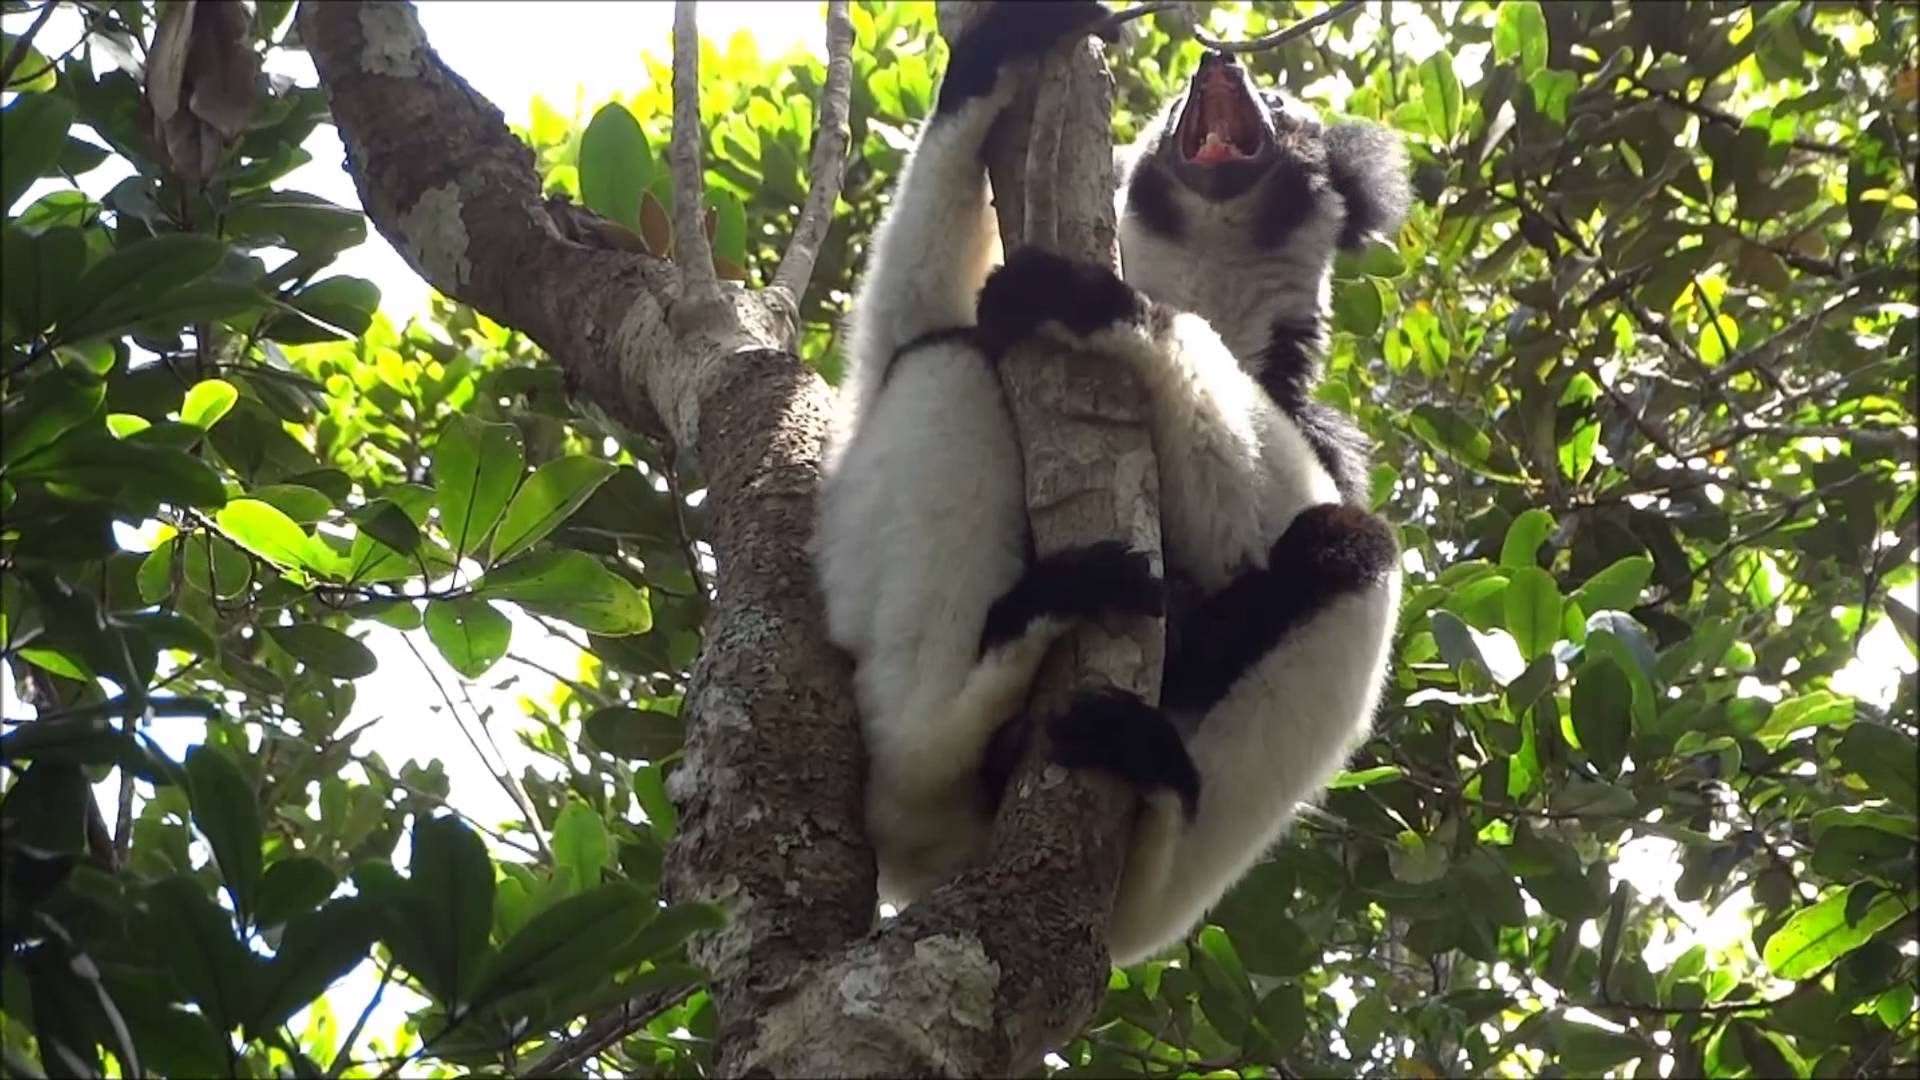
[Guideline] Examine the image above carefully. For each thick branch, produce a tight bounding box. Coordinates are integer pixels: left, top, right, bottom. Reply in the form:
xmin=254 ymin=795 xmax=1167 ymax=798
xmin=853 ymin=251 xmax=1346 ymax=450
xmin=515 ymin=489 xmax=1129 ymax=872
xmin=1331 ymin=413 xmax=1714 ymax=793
xmin=301 ymin=4 xmax=874 ymax=1073
xmin=769 ymin=0 xmax=854 ymax=320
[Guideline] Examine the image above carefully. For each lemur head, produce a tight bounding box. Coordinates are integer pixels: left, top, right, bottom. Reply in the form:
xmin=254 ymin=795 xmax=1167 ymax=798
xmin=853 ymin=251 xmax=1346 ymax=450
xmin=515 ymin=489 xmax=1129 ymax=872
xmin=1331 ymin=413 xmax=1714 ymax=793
xmin=1117 ymin=51 xmax=1410 ymax=385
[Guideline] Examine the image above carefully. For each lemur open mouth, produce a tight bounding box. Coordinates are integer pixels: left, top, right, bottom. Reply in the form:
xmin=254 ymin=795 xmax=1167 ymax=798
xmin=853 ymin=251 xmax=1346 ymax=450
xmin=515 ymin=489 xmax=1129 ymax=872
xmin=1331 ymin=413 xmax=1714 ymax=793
xmin=1176 ymin=54 xmax=1271 ymax=165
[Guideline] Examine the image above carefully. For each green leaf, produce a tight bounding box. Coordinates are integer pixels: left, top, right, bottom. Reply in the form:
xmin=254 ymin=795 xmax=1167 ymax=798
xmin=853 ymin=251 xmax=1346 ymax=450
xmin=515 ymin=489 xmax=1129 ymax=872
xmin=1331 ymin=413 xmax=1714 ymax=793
xmin=624 ymin=900 xmax=727 ymax=963
xmin=708 ymin=188 xmax=748 ymax=267
xmin=1210 ymin=864 xmax=1317 ymax=976
xmin=1572 ymin=556 xmax=1653 ymax=613
xmin=350 ymin=498 xmax=422 ymax=556
xmin=2 ymin=223 xmax=87 ymax=334
xmin=1557 ymin=1021 xmax=1648 ymax=1072
xmin=185 ymin=744 xmax=264 ymax=920
xmin=1418 ymin=51 xmax=1463 ymax=143
xmin=1571 ymin=657 xmax=1632 ymax=776
xmin=11 ymin=433 xmax=229 ymax=509
xmin=579 ymin=104 xmax=652 ymax=231
xmin=0 ymin=367 xmax=105 ymax=468
xmin=143 ymin=875 xmax=259 ymax=1034
xmin=215 ymin=498 xmax=318 ymax=572
xmin=1 ymin=93 xmax=74 ymax=213
xmin=222 ymin=191 xmax=365 ymax=256
xmin=1755 ymin=690 xmax=1854 ymax=749
xmin=584 ymin=705 xmax=684 ymax=761
xmin=551 ymin=800 xmax=609 ymax=893
xmin=249 ymin=483 xmax=333 ymax=524
xmin=266 ymin=623 xmax=378 ymax=680
xmin=475 ymin=550 xmax=652 ymax=635
xmin=1333 ymin=278 xmax=1384 ymax=336
xmin=1504 ymin=567 xmax=1562 ymax=661
xmin=56 ymin=234 xmax=228 ymax=341
xmin=0 ymin=759 xmax=90 ymax=855
xmin=2 ymin=32 xmax=58 ymax=93
xmin=423 ymin=597 xmax=512 ymax=680
xmin=470 ymin=883 xmax=652 ymax=1009
xmin=273 ymin=275 xmax=381 ymax=342
xmin=1493 ymin=0 xmax=1549 ymax=76
xmin=246 ymin=898 xmax=378 ymax=1038
xmin=408 ymin=815 xmax=496 ymax=1007
xmin=434 ymin=417 xmax=525 ymax=559
xmin=1500 ymin=509 xmax=1555 ymax=569
xmin=1527 ymin=68 xmax=1578 ymax=125
xmin=1763 ymin=886 xmax=1906 ymax=980
xmin=1834 ymin=723 xmax=1919 ymax=811
xmin=178 ymin=379 xmax=238 ymax=429
xmin=252 ymin=856 xmax=339 ymax=931
xmin=1431 ymin=609 xmax=1485 ymax=673
xmin=487 ymin=456 xmax=618 ymax=563
xmin=1329 ymin=765 xmax=1404 ymax=789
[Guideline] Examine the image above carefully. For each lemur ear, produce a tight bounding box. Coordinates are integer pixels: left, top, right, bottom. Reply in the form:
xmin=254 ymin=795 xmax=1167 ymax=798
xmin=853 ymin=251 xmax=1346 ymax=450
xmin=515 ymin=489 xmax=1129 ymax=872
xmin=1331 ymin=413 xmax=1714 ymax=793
xmin=1325 ymin=121 xmax=1411 ymax=250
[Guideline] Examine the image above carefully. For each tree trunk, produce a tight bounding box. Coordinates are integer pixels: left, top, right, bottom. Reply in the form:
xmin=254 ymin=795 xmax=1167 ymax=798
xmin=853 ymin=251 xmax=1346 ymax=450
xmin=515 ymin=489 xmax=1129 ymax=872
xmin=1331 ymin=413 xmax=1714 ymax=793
xmin=301 ymin=2 xmax=1158 ymax=1073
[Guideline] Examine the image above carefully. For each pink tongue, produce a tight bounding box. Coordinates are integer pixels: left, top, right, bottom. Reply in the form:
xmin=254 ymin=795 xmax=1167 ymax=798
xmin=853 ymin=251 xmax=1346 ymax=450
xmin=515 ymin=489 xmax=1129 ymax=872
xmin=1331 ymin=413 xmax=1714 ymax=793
xmin=1192 ymin=133 xmax=1240 ymax=163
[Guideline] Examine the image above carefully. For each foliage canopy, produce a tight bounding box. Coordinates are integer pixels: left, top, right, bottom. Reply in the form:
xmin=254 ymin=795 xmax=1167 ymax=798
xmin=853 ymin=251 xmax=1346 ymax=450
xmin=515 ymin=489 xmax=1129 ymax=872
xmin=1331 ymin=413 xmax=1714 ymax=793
xmin=1 ymin=1 xmax=1915 ymax=1076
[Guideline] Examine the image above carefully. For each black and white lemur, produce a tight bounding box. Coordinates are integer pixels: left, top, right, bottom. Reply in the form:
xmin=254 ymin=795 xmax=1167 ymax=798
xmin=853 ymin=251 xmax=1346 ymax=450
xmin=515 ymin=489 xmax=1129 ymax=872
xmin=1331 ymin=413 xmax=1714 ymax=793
xmin=814 ymin=1 xmax=1411 ymax=965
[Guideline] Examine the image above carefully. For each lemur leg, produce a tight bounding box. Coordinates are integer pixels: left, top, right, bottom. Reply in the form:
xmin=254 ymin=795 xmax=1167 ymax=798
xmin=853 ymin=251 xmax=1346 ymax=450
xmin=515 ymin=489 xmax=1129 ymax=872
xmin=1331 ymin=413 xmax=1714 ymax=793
xmin=1106 ymin=505 xmax=1400 ymax=963
xmin=818 ymin=3 xmax=1151 ymax=907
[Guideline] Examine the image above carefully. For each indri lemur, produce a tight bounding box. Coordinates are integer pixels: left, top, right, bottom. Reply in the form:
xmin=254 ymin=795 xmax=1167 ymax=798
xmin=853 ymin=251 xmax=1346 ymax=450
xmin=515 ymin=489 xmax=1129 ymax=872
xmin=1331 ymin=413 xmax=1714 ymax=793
xmin=814 ymin=1 xmax=1410 ymax=964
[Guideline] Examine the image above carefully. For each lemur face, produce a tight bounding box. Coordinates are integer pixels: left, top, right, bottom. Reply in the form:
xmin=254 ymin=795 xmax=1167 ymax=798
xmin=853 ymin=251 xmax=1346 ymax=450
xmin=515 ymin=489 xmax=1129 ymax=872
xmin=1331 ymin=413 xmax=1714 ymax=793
xmin=1121 ymin=51 xmax=1411 ymax=260
xmin=1116 ymin=50 xmax=1412 ymax=361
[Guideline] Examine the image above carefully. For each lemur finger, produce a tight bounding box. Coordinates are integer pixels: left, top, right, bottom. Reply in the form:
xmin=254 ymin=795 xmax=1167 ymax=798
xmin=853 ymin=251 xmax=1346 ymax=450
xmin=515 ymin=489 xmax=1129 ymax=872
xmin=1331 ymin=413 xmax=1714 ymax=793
xmin=975 ymin=246 xmax=1146 ymax=356
xmin=979 ymin=540 xmax=1163 ymax=656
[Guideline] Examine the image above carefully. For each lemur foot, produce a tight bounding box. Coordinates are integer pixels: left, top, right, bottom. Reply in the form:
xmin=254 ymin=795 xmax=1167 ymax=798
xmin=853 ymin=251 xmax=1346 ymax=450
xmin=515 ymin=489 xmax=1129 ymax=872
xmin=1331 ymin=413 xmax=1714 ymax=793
xmin=1268 ymin=503 xmax=1400 ymax=590
xmin=980 ymin=540 xmax=1163 ymax=655
xmin=975 ymin=246 xmax=1150 ymax=356
xmin=938 ymin=2 xmax=1113 ymax=114
xmin=1048 ymin=688 xmax=1200 ymax=819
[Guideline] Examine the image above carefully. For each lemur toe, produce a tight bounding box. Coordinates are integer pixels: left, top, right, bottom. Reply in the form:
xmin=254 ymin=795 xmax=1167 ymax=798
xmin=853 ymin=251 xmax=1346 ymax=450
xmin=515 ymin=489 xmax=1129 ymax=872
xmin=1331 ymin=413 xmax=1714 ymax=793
xmin=1048 ymin=689 xmax=1200 ymax=820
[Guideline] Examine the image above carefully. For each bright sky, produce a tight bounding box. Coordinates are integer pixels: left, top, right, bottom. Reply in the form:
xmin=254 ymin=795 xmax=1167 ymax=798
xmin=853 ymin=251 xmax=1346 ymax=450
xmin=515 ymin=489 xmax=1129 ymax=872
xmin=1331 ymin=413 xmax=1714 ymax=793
xmin=3 ymin=1 xmax=1915 ymax=1071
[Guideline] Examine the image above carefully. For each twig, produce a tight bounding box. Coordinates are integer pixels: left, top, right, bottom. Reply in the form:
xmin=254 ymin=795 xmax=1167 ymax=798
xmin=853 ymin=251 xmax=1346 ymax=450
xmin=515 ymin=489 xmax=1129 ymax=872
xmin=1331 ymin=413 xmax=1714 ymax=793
xmin=1193 ymin=0 xmax=1365 ymax=54
xmin=400 ymin=633 xmax=555 ymax=863
xmin=768 ymin=0 xmax=853 ymax=322
xmin=1626 ymin=73 xmax=1847 ymax=159
xmin=326 ymin=961 xmax=393 ymax=1080
xmin=521 ymin=982 xmax=699 ymax=1075
xmin=668 ymin=1 xmax=721 ymax=306
xmin=0 ymin=0 xmax=57 ymax=89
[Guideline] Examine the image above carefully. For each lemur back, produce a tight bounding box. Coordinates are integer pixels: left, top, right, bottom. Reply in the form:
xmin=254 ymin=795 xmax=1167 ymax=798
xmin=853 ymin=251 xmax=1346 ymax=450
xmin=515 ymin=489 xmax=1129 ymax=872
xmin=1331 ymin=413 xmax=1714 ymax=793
xmin=814 ymin=2 xmax=1410 ymax=965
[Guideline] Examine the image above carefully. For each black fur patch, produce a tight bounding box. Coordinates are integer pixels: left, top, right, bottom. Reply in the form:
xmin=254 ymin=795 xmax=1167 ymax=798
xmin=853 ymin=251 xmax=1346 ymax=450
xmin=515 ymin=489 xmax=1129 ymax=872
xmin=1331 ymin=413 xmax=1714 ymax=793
xmin=1293 ymin=403 xmax=1373 ymax=507
xmin=1256 ymin=319 xmax=1323 ymax=412
xmin=935 ymin=1 xmax=1110 ymax=115
xmin=980 ymin=540 xmax=1163 ymax=656
xmin=1325 ymin=122 xmax=1413 ymax=250
xmin=878 ymin=325 xmax=982 ymax=390
xmin=1162 ymin=504 xmax=1397 ymax=715
xmin=1124 ymin=163 xmax=1186 ymax=239
xmin=1047 ymin=688 xmax=1200 ymax=818
xmin=974 ymin=247 xmax=1147 ymax=357
xmin=1250 ymin=161 xmax=1324 ymax=250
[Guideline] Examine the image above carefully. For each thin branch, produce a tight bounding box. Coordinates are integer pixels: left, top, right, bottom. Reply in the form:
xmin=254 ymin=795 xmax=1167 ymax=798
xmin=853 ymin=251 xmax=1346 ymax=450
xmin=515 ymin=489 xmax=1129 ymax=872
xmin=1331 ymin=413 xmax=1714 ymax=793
xmin=521 ymin=982 xmax=699 ymax=1075
xmin=0 ymin=0 xmax=57 ymax=89
xmin=1627 ymin=73 xmax=1848 ymax=159
xmin=326 ymin=961 xmax=393 ymax=1080
xmin=1193 ymin=0 xmax=1366 ymax=54
xmin=669 ymin=1 xmax=721 ymax=305
xmin=400 ymin=633 xmax=555 ymax=863
xmin=769 ymin=0 xmax=853 ymax=320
